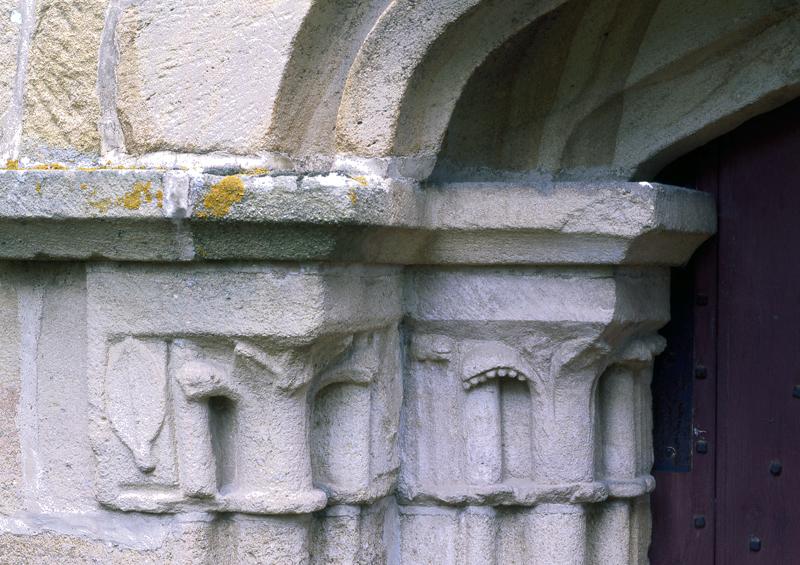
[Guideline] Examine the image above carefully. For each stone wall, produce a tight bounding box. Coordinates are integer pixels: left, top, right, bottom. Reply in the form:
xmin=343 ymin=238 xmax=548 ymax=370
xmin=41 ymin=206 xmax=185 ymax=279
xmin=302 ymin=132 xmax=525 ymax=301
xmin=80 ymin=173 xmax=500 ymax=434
xmin=0 ymin=0 xmax=794 ymax=563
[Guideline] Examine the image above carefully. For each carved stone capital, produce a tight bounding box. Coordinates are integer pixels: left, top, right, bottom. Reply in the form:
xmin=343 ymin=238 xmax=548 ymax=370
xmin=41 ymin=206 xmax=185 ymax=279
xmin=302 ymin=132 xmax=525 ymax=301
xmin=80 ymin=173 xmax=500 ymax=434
xmin=0 ymin=175 xmax=716 ymax=563
xmin=401 ymin=266 xmax=670 ymax=500
xmin=87 ymin=264 xmax=402 ymax=515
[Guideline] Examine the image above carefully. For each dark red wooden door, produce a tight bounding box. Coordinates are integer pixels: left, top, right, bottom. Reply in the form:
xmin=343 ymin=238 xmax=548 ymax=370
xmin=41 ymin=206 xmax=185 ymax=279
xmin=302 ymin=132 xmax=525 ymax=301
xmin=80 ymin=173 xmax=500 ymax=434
xmin=650 ymin=98 xmax=800 ymax=564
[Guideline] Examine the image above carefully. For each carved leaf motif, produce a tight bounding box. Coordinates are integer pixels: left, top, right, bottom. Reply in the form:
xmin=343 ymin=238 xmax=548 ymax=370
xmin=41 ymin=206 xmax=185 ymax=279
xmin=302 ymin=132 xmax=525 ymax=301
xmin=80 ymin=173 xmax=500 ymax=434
xmin=105 ymin=337 xmax=166 ymax=473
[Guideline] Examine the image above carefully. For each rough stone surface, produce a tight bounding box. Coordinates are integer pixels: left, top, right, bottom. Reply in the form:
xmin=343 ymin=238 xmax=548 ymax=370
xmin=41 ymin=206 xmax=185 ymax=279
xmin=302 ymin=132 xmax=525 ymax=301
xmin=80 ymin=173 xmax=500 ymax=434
xmin=0 ymin=267 xmax=21 ymax=516
xmin=113 ymin=0 xmax=311 ymax=156
xmin=0 ymin=532 xmax=163 ymax=564
xmin=0 ymin=1 xmax=21 ymax=138
xmin=21 ymin=0 xmax=105 ymax=159
xmin=264 ymin=0 xmax=391 ymax=168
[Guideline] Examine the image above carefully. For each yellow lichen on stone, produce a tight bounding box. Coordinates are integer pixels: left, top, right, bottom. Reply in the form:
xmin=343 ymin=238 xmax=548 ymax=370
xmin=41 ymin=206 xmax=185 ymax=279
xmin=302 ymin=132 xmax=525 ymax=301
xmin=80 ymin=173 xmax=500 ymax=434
xmin=87 ymin=180 xmax=157 ymax=213
xmin=77 ymin=164 xmax=142 ymax=172
xmin=202 ymin=175 xmax=245 ymax=218
xmin=35 ymin=182 xmax=42 ymax=195
xmin=242 ymin=167 xmax=270 ymax=176
xmin=88 ymin=198 xmax=113 ymax=214
xmin=4 ymin=160 xmax=19 ymax=170
xmin=31 ymin=163 xmax=67 ymax=170
xmin=118 ymin=181 xmax=154 ymax=210
xmin=348 ymin=176 xmax=367 ymax=203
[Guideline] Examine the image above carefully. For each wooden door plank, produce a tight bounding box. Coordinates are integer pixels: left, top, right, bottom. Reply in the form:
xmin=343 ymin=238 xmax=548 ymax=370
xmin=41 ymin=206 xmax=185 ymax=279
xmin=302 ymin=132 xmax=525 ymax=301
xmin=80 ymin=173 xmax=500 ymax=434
xmin=715 ymin=98 xmax=800 ymax=564
xmin=650 ymin=145 xmax=719 ymax=565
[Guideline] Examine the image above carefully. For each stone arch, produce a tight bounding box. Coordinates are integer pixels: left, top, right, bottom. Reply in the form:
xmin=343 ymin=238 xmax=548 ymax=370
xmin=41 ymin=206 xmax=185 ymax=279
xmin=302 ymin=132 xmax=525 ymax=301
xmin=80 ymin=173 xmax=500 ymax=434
xmin=333 ymin=0 xmax=570 ymax=177
xmin=263 ymin=0 xmax=392 ymax=169
xmin=93 ymin=0 xmax=800 ymax=179
xmin=431 ymin=0 xmax=800 ymax=182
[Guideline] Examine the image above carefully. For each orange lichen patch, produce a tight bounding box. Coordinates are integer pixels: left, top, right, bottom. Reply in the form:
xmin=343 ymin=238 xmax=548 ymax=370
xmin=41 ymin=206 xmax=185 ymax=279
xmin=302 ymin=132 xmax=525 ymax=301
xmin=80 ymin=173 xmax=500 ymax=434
xmin=118 ymin=181 xmax=154 ymax=210
xmin=80 ymin=183 xmax=89 ymax=190
xmin=202 ymin=175 xmax=245 ymax=218
xmin=4 ymin=159 xmax=19 ymax=170
xmin=31 ymin=163 xmax=67 ymax=170
xmin=351 ymin=175 xmax=368 ymax=187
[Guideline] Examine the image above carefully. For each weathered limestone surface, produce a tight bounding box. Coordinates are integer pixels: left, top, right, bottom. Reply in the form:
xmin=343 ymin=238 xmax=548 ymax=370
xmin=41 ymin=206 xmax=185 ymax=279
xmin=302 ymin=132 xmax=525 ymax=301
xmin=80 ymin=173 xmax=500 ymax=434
xmin=0 ymin=171 xmax=714 ymax=264
xmin=0 ymin=268 xmax=21 ymax=516
xmin=434 ymin=0 xmax=800 ymax=181
xmin=22 ymin=0 xmax=106 ymax=159
xmin=113 ymin=0 xmax=311 ymax=156
xmin=0 ymin=1 xmax=21 ymax=133
xmin=0 ymin=0 xmax=794 ymax=562
xmin=0 ymin=0 xmax=25 ymax=161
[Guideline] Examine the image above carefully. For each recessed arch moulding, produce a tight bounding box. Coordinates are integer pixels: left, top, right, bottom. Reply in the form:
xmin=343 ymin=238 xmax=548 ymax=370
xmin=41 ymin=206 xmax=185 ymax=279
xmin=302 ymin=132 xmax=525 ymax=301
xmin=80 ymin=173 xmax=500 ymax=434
xmin=4 ymin=0 xmax=797 ymax=175
xmin=0 ymin=0 xmax=793 ymax=563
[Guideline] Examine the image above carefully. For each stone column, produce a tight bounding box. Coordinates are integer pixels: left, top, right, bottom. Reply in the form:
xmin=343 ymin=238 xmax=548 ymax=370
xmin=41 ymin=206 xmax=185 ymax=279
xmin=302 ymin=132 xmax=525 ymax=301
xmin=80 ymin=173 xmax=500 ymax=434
xmin=591 ymin=336 xmax=666 ymax=563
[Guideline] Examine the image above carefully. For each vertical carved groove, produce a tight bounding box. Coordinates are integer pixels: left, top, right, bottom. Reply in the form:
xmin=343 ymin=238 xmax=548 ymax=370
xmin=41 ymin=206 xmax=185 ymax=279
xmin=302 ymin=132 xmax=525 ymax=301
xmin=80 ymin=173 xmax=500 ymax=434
xmin=208 ymin=396 xmax=237 ymax=493
xmin=500 ymin=378 xmax=533 ymax=482
xmin=464 ymin=381 xmax=501 ymax=485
